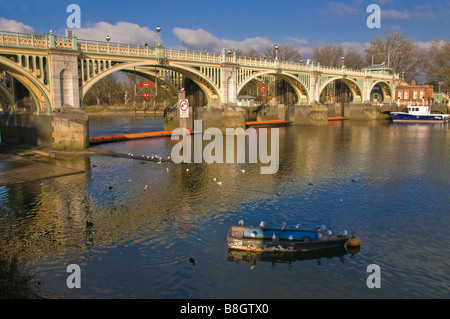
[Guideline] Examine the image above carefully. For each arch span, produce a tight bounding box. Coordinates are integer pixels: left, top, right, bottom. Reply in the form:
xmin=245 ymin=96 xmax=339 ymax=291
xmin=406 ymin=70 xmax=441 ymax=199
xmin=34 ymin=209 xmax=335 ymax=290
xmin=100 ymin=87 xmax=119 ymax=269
xmin=320 ymin=76 xmax=363 ymax=103
xmin=238 ymin=71 xmax=310 ymax=105
xmin=0 ymin=56 xmax=51 ymax=114
xmin=80 ymin=60 xmax=221 ymax=108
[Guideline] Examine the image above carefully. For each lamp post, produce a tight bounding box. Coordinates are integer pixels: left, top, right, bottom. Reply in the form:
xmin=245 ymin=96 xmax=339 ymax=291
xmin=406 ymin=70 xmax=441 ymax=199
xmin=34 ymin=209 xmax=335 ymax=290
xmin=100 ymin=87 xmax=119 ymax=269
xmin=341 ymin=56 xmax=345 ymax=69
xmin=106 ymin=35 xmax=110 ymax=53
xmin=156 ymin=25 xmax=162 ymax=48
xmin=275 ymin=44 xmax=279 ymax=61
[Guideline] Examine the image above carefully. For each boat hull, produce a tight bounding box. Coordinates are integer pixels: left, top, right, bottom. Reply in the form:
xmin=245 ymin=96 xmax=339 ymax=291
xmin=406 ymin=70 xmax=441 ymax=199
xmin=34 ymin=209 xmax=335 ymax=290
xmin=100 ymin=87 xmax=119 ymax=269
xmin=227 ymin=226 xmax=348 ymax=253
xmin=391 ymin=112 xmax=448 ymax=123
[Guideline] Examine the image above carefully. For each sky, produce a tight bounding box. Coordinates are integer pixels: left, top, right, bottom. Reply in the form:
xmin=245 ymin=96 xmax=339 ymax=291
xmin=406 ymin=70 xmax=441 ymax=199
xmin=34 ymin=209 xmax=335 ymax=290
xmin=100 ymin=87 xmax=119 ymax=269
xmin=0 ymin=0 xmax=448 ymax=58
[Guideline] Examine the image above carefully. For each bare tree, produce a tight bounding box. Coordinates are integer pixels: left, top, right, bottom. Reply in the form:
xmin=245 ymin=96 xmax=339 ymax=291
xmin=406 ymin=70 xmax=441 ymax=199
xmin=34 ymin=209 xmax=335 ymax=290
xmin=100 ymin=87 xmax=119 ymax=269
xmin=264 ymin=44 xmax=303 ymax=62
xmin=423 ymin=39 xmax=450 ymax=93
xmin=311 ymin=44 xmax=345 ymax=67
xmin=344 ymin=47 xmax=365 ymax=70
xmin=364 ymin=31 xmax=422 ymax=81
xmin=311 ymin=44 xmax=364 ymax=69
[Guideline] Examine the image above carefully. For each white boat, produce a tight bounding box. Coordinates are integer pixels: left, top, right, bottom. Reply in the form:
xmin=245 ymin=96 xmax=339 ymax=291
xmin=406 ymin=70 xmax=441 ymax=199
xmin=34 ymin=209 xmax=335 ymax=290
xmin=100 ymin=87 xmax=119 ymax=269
xmin=391 ymin=105 xmax=449 ymax=123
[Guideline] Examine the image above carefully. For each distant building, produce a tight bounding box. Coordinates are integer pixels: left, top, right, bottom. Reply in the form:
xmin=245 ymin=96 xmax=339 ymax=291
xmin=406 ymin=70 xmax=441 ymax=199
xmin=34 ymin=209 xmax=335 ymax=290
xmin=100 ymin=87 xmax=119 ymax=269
xmin=395 ymin=80 xmax=434 ymax=106
xmin=236 ymin=95 xmax=255 ymax=107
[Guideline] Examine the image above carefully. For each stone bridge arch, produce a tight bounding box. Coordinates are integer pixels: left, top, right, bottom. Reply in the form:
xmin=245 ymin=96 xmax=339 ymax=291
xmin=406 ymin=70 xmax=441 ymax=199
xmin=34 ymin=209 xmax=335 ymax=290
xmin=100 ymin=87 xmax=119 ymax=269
xmin=0 ymin=56 xmax=51 ymax=114
xmin=80 ymin=59 xmax=222 ymax=108
xmin=319 ymin=76 xmax=363 ymax=103
xmin=237 ymin=71 xmax=311 ymax=105
xmin=369 ymin=80 xmax=393 ymax=103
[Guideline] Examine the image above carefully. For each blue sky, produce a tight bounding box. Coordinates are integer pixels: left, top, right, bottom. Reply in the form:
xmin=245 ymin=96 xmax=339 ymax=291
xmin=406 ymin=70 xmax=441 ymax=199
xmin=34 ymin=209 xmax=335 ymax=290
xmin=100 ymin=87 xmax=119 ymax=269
xmin=0 ymin=0 xmax=448 ymax=57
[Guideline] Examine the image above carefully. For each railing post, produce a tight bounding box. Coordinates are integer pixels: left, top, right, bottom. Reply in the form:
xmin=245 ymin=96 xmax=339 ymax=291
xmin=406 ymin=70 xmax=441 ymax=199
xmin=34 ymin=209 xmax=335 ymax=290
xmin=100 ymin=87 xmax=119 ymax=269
xmin=72 ymin=35 xmax=78 ymax=50
xmin=48 ymin=30 xmax=55 ymax=48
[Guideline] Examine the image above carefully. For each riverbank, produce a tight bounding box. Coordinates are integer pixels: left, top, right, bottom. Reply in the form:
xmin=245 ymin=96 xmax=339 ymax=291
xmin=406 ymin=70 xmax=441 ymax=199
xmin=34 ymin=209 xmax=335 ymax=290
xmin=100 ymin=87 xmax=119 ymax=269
xmin=82 ymin=105 xmax=164 ymax=117
xmin=0 ymin=144 xmax=109 ymax=187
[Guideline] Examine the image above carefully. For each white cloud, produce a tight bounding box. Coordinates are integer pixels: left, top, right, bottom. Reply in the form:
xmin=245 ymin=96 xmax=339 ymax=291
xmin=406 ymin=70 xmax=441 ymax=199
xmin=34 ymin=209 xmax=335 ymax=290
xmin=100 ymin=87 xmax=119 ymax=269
xmin=0 ymin=17 xmax=34 ymax=33
xmin=320 ymin=2 xmax=361 ymax=17
xmin=382 ymin=9 xmax=411 ymax=20
xmin=73 ymin=21 xmax=157 ymax=45
xmin=173 ymin=27 xmax=273 ymax=52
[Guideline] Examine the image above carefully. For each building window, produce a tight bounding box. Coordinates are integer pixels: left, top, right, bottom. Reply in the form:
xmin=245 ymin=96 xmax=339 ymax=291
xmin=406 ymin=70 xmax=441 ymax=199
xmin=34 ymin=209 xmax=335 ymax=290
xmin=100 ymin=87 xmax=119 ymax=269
xmin=413 ymin=91 xmax=418 ymax=99
xmin=404 ymin=91 xmax=409 ymax=99
xmin=398 ymin=91 xmax=403 ymax=99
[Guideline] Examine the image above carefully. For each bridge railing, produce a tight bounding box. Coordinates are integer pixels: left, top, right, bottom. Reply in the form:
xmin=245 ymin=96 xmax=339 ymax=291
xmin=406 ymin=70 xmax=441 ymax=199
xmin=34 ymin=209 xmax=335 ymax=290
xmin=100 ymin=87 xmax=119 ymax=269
xmin=0 ymin=30 xmax=399 ymax=80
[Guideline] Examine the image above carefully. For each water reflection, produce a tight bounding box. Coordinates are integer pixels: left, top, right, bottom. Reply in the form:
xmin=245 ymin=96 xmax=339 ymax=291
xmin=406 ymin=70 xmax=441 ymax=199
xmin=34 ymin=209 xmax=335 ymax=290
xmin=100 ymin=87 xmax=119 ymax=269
xmin=226 ymin=246 xmax=353 ymax=266
xmin=1 ymin=118 xmax=449 ymax=298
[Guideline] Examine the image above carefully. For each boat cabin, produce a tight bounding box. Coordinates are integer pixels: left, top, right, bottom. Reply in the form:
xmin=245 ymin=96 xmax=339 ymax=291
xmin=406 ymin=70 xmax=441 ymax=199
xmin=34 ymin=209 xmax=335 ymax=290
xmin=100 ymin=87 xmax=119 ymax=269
xmin=407 ymin=105 xmax=430 ymax=115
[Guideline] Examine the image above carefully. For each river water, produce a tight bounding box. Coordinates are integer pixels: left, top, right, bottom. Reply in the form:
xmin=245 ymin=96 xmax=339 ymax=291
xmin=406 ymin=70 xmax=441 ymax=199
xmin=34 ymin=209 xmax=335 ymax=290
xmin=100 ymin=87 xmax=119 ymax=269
xmin=1 ymin=116 xmax=449 ymax=299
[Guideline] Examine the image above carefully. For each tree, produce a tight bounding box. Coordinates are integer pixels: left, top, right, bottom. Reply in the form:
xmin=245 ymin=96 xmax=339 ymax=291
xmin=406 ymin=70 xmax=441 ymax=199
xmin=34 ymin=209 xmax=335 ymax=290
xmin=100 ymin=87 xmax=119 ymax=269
xmin=422 ymin=39 xmax=450 ymax=93
xmin=263 ymin=44 xmax=303 ymax=62
xmin=364 ymin=31 xmax=422 ymax=82
xmin=311 ymin=44 xmax=345 ymax=67
xmin=311 ymin=44 xmax=364 ymax=69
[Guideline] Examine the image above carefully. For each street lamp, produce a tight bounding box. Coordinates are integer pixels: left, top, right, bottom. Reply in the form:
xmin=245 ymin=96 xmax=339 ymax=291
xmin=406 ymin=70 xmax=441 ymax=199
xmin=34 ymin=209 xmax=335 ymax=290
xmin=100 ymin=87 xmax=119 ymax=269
xmin=275 ymin=44 xmax=279 ymax=60
xmin=106 ymin=35 xmax=111 ymax=53
xmin=341 ymin=56 xmax=345 ymax=68
xmin=156 ymin=25 xmax=162 ymax=47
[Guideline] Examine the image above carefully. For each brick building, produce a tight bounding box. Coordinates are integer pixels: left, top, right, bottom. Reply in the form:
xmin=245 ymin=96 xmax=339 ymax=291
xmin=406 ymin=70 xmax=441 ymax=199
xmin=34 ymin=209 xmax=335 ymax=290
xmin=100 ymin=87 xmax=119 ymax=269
xmin=395 ymin=80 xmax=434 ymax=106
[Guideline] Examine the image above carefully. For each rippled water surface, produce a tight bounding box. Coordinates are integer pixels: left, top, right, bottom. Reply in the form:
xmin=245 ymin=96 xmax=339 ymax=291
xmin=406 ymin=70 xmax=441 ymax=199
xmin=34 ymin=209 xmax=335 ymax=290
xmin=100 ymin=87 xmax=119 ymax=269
xmin=1 ymin=116 xmax=449 ymax=299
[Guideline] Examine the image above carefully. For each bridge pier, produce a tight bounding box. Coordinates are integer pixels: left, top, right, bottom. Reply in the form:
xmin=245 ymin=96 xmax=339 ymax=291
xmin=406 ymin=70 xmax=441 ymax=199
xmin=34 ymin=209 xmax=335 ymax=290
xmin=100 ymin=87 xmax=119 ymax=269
xmin=1 ymin=108 xmax=89 ymax=149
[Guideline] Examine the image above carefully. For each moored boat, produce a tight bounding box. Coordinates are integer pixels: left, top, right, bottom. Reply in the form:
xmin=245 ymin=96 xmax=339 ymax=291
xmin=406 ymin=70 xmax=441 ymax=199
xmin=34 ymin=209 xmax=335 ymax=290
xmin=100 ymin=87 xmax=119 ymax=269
xmin=390 ymin=105 xmax=449 ymax=123
xmin=227 ymin=223 xmax=358 ymax=253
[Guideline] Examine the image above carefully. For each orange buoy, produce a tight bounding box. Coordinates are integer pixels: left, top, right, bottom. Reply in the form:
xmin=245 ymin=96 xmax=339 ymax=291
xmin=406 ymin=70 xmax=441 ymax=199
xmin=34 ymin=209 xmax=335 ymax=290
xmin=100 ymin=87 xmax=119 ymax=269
xmin=347 ymin=231 xmax=361 ymax=247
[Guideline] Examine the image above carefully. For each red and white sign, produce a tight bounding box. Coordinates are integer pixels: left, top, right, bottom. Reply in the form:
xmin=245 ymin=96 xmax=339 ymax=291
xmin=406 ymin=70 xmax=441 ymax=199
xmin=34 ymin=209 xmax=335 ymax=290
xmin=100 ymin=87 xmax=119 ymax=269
xmin=144 ymin=92 xmax=149 ymax=99
xmin=179 ymin=99 xmax=189 ymax=118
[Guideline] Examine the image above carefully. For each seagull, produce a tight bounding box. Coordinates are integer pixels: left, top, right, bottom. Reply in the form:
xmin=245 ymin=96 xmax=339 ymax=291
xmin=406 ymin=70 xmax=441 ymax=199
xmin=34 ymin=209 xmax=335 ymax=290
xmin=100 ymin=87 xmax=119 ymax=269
xmin=186 ymin=168 xmax=189 ymax=172
xmin=295 ymin=223 xmax=301 ymax=229
xmin=213 ymin=177 xmax=216 ymax=181
xmin=127 ymin=179 xmax=132 ymax=183
xmin=340 ymin=198 xmax=343 ymax=203
xmin=259 ymin=221 xmax=265 ymax=228
xmin=157 ymin=161 xmax=161 ymax=165
xmin=216 ymin=181 xmax=222 ymax=185
xmin=238 ymin=220 xmax=244 ymax=226
xmin=241 ymin=169 xmax=245 ymax=173
xmin=143 ymin=185 xmax=148 ymax=190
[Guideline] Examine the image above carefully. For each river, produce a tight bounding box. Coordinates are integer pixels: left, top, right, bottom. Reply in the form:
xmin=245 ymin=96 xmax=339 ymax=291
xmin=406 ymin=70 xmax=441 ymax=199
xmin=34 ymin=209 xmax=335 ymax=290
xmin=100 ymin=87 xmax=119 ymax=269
xmin=1 ymin=116 xmax=449 ymax=299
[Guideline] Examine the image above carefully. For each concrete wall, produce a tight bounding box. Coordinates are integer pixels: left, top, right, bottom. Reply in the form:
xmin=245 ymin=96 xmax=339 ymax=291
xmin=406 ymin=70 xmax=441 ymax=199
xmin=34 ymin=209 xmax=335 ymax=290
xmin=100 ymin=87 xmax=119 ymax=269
xmin=288 ymin=104 xmax=328 ymax=126
xmin=1 ymin=108 xmax=89 ymax=149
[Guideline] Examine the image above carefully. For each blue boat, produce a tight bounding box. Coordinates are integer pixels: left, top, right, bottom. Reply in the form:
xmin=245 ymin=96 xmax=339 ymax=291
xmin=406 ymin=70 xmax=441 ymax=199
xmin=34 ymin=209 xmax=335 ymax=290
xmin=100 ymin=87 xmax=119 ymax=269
xmin=227 ymin=222 xmax=358 ymax=253
xmin=391 ymin=105 xmax=449 ymax=123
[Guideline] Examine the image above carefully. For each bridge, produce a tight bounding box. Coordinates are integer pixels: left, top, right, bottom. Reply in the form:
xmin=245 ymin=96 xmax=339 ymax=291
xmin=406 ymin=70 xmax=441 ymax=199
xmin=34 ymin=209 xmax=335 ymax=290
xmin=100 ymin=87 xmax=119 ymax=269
xmin=0 ymin=29 xmax=400 ymax=149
